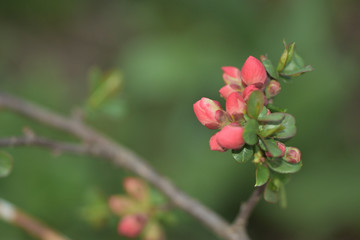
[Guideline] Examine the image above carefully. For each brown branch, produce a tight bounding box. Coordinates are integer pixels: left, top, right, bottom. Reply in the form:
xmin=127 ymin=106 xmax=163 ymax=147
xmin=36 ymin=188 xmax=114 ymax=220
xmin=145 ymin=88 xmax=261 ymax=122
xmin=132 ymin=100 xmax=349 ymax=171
xmin=231 ymin=186 xmax=265 ymax=233
xmin=0 ymin=198 xmax=69 ymax=240
xmin=0 ymin=92 xmax=264 ymax=240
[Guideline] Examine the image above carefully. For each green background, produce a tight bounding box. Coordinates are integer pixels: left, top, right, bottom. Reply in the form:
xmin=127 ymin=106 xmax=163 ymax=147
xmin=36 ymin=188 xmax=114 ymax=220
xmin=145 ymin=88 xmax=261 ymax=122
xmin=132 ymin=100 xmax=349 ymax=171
xmin=1 ymin=0 xmax=360 ymax=239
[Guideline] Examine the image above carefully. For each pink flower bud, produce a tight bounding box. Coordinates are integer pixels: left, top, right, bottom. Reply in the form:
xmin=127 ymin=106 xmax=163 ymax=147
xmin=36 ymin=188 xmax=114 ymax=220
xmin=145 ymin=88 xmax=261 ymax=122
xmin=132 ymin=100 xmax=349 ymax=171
xmin=265 ymin=80 xmax=281 ymax=98
xmin=226 ymin=92 xmax=246 ymax=121
xmin=109 ymin=195 xmax=134 ymax=215
xmin=193 ymin=98 xmax=227 ymax=129
xmin=265 ymin=142 xmax=286 ymax=158
xmin=123 ymin=177 xmax=148 ymax=201
xmin=241 ymin=56 xmax=267 ymax=88
xmin=118 ymin=214 xmax=147 ymax=238
xmin=283 ymin=147 xmax=301 ymax=163
xmin=219 ymin=84 xmax=242 ymax=99
xmin=242 ymin=85 xmax=259 ymax=101
xmin=209 ymin=133 xmax=227 ymax=152
xmin=221 ymin=66 xmax=241 ymax=85
xmin=216 ymin=123 xmax=245 ymax=150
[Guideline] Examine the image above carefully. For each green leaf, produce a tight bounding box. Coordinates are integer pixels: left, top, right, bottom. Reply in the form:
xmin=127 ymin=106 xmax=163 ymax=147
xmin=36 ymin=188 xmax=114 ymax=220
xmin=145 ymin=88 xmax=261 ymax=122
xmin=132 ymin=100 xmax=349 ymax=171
xmin=274 ymin=113 xmax=296 ymax=140
xmin=243 ymin=119 xmax=259 ymax=145
xmin=258 ymin=107 xmax=268 ymax=119
xmin=261 ymin=139 xmax=283 ymax=157
xmin=247 ymin=90 xmax=265 ymax=119
xmin=264 ymin=178 xmax=280 ymax=203
xmin=285 ymin=42 xmax=296 ymax=66
xmin=267 ymin=158 xmax=302 ymax=174
xmin=87 ymin=70 xmax=123 ymax=110
xmin=261 ymin=58 xmax=278 ymax=79
xmin=276 ymin=40 xmax=289 ymax=72
xmin=266 ymin=103 xmax=287 ymax=113
xmin=281 ymin=52 xmax=314 ymax=77
xmin=281 ymin=65 xmax=314 ymax=77
xmin=0 ymin=151 xmax=13 ymax=178
xmin=255 ymin=164 xmax=270 ymax=187
xmin=258 ymin=113 xmax=285 ymax=124
xmin=259 ymin=124 xmax=284 ymax=138
xmin=232 ymin=145 xmax=254 ymax=163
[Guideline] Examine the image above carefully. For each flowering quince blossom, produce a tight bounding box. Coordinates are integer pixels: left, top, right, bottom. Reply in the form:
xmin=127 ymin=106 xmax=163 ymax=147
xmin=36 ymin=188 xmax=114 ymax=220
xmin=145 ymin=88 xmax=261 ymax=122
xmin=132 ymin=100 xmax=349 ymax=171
xmin=193 ymin=56 xmax=269 ymax=152
xmin=193 ymin=42 xmax=312 ymax=205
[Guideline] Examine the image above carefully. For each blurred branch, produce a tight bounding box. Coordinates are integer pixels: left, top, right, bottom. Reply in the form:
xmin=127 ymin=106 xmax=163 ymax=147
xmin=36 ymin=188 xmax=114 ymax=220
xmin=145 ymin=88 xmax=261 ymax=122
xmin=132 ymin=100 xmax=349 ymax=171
xmin=0 ymin=198 xmax=70 ymax=240
xmin=231 ymin=186 xmax=265 ymax=233
xmin=0 ymin=92 xmax=263 ymax=240
xmin=0 ymin=136 xmax=93 ymax=156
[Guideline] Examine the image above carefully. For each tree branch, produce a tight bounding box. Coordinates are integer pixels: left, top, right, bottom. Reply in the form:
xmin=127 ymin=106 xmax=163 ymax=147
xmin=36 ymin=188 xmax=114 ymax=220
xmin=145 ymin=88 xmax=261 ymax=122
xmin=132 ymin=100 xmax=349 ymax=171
xmin=0 ymin=136 xmax=92 ymax=156
xmin=0 ymin=92 xmax=264 ymax=240
xmin=0 ymin=198 xmax=70 ymax=240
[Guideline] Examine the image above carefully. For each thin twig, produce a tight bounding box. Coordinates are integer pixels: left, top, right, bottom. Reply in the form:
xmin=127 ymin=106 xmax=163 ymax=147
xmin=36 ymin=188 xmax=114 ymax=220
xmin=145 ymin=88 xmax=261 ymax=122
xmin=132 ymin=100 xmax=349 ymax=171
xmin=0 ymin=198 xmax=70 ymax=240
xmin=232 ymin=186 xmax=265 ymax=233
xmin=0 ymin=92 xmax=264 ymax=240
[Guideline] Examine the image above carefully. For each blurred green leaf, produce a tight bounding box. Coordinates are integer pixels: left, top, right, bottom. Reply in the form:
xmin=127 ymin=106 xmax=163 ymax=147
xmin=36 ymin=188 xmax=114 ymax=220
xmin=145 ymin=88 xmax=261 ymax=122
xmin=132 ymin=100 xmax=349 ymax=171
xmin=285 ymin=42 xmax=296 ymax=66
xmin=281 ymin=52 xmax=314 ymax=77
xmin=87 ymin=70 xmax=123 ymax=110
xmin=264 ymin=178 xmax=280 ymax=203
xmin=80 ymin=188 xmax=110 ymax=228
xmin=247 ymin=90 xmax=265 ymax=119
xmin=232 ymin=145 xmax=254 ymax=163
xmin=0 ymin=151 xmax=13 ymax=178
xmin=258 ymin=112 xmax=285 ymax=124
xmin=274 ymin=113 xmax=296 ymax=140
xmin=276 ymin=40 xmax=289 ymax=72
xmin=88 ymin=67 xmax=103 ymax=93
xmin=255 ymin=164 xmax=270 ymax=187
xmin=267 ymin=158 xmax=302 ymax=174
xmin=261 ymin=139 xmax=283 ymax=157
xmin=261 ymin=58 xmax=278 ymax=79
xmin=259 ymin=124 xmax=285 ymax=138
xmin=243 ymin=119 xmax=259 ymax=145
xmin=266 ymin=103 xmax=287 ymax=113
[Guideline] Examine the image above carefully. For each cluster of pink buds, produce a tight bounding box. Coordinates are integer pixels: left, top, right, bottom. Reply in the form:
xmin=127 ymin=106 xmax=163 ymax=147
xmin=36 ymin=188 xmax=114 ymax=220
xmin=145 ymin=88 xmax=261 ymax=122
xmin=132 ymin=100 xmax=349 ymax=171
xmin=109 ymin=177 xmax=166 ymax=240
xmin=193 ymin=42 xmax=312 ymax=205
xmin=194 ymin=56 xmax=281 ymax=153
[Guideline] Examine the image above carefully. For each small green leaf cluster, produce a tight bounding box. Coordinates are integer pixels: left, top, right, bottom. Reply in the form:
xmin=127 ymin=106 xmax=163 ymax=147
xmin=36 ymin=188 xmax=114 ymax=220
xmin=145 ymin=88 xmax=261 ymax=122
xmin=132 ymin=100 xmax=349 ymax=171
xmin=262 ymin=40 xmax=314 ymax=82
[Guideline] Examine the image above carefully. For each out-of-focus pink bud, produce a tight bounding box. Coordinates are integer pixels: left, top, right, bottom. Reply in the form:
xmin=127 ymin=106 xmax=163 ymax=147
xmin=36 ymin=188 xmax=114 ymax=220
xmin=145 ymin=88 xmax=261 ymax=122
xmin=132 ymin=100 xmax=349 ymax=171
xmin=226 ymin=92 xmax=246 ymax=121
xmin=221 ymin=66 xmax=242 ymax=85
xmin=193 ymin=98 xmax=227 ymax=129
xmin=242 ymin=85 xmax=259 ymax=101
xmin=266 ymin=109 xmax=271 ymax=115
xmin=118 ymin=214 xmax=147 ymax=238
xmin=241 ymin=56 xmax=267 ymax=88
xmin=109 ymin=195 xmax=134 ymax=215
xmin=265 ymin=142 xmax=286 ymax=158
xmin=265 ymin=80 xmax=281 ymax=98
xmin=123 ymin=177 xmax=148 ymax=201
xmin=216 ymin=123 xmax=245 ymax=150
xmin=283 ymin=147 xmax=301 ymax=163
xmin=219 ymin=84 xmax=242 ymax=99
xmin=209 ymin=133 xmax=227 ymax=152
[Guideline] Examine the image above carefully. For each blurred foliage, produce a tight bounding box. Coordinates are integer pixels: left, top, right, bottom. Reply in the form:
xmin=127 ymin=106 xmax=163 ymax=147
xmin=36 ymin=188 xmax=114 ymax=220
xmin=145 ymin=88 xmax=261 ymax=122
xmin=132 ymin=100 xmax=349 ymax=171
xmin=0 ymin=0 xmax=360 ymax=239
